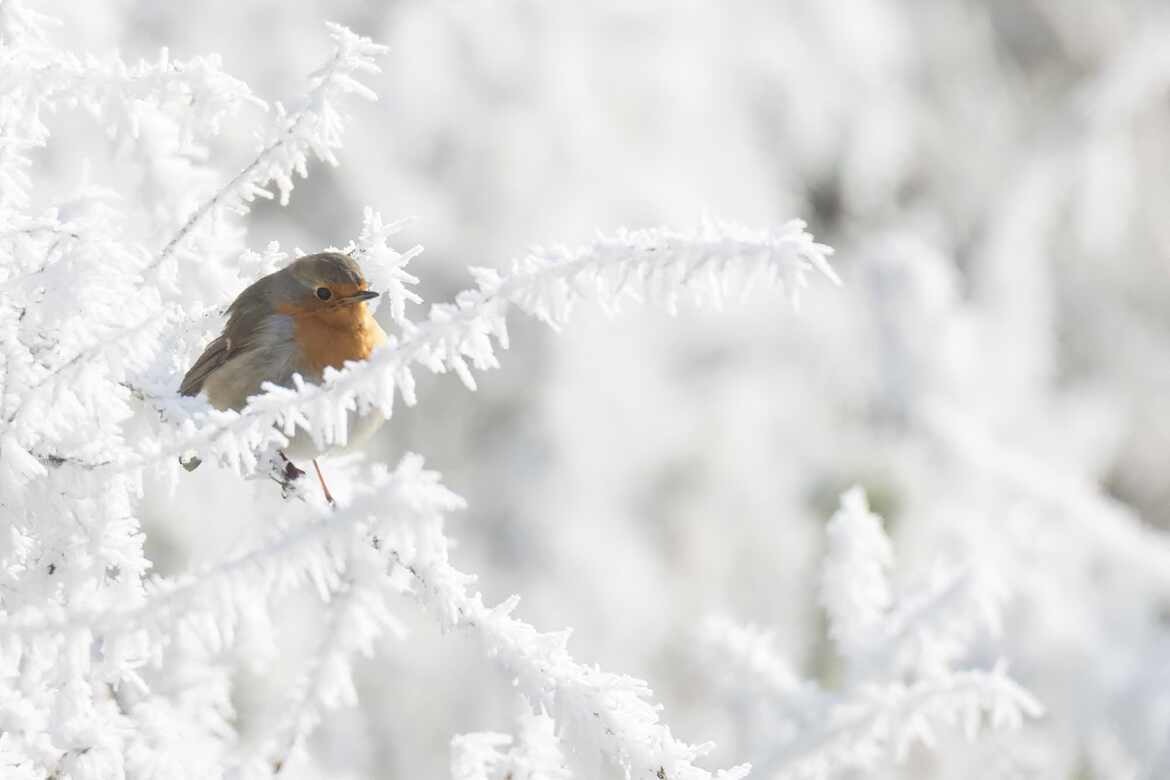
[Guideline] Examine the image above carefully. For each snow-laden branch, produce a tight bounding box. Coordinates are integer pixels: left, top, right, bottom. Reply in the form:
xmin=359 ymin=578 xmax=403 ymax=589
xmin=261 ymin=539 xmax=408 ymax=775
xmin=387 ymin=506 xmax=751 ymax=780
xmin=0 ymin=457 xmax=436 ymax=639
xmin=149 ymin=23 xmax=387 ymax=273
xmin=417 ymin=218 xmax=836 ymax=388
xmin=132 ymin=219 xmax=836 ymax=478
xmin=415 ymin=573 xmax=751 ymax=780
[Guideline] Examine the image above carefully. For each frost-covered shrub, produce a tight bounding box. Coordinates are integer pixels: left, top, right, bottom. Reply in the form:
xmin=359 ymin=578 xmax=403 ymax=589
xmin=702 ymin=489 xmax=1041 ymax=779
xmin=9 ymin=1 xmax=1170 ymax=778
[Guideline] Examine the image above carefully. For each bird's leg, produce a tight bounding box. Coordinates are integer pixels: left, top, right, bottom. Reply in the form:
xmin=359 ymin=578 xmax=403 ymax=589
xmin=312 ymin=459 xmax=336 ymax=507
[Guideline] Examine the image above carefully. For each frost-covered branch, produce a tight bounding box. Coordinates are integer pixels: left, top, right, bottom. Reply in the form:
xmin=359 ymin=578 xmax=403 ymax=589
xmin=433 ymin=219 xmax=836 ymax=388
xmin=0 ymin=0 xmax=259 ymax=212
xmin=264 ymin=570 xmax=405 ymax=774
xmin=150 ymin=23 xmax=387 ymax=273
xmin=387 ymin=505 xmax=751 ymax=780
xmin=140 ymin=219 xmax=836 ymax=478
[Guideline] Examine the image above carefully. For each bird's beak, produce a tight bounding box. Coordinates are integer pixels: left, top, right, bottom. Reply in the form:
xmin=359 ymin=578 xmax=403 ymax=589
xmin=346 ymin=290 xmax=380 ymax=303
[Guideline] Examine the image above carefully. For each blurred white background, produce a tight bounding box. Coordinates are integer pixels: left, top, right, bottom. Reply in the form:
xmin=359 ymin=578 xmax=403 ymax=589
xmin=26 ymin=0 xmax=1170 ymax=777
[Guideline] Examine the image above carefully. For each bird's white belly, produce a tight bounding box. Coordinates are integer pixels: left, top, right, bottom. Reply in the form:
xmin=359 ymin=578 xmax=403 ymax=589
xmin=281 ymin=407 xmax=386 ymax=463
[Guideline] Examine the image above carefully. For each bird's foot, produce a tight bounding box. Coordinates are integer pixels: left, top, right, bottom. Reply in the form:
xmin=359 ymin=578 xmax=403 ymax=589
xmin=267 ymin=451 xmax=308 ymax=500
xmin=281 ymin=455 xmax=306 ymax=482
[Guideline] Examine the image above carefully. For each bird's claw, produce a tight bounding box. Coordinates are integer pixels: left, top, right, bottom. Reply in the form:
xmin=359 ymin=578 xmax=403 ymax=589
xmin=282 ymin=459 xmax=305 ymax=482
xmin=266 ymin=451 xmax=308 ymax=501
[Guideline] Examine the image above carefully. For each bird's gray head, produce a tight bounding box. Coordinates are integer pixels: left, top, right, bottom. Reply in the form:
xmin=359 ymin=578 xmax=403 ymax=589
xmin=288 ymin=252 xmax=366 ymax=291
xmin=240 ymin=252 xmax=380 ymax=318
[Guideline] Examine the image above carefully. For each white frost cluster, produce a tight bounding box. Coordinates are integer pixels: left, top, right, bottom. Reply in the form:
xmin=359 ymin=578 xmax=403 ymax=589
xmin=820 ymin=487 xmax=894 ymax=664
xmin=451 ymin=707 xmax=571 ymax=780
xmin=701 ymin=489 xmax=1042 ymax=780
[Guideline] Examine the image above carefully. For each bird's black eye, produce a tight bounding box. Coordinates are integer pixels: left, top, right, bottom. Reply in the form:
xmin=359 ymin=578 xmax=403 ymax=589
xmin=315 ymin=287 xmax=332 ymax=301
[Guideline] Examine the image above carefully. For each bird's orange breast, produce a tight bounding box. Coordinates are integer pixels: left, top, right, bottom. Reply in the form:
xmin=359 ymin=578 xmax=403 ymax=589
xmin=289 ymin=304 xmax=387 ymax=377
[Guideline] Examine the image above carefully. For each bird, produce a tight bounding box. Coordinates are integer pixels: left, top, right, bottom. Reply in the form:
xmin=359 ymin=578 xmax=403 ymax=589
xmin=179 ymin=251 xmax=387 ymax=504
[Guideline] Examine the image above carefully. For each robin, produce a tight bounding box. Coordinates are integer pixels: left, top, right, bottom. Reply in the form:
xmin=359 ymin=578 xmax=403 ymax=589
xmin=179 ymin=251 xmax=387 ymax=504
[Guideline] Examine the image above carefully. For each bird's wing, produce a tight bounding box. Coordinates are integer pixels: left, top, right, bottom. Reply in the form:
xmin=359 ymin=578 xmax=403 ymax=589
xmin=179 ymin=281 xmax=277 ymax=398
xmin=179 ymin=335 xmax=231 ymax=397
